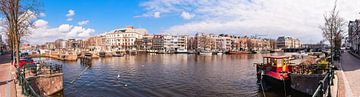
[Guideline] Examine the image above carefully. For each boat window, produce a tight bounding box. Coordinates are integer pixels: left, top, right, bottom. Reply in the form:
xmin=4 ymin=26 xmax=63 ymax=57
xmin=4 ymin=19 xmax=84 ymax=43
xmin=271 ymin=59 xmax=276 ymax=67
xmin=263 ymin=58 xmax=269 ymax=64
xmin=277 ymin=59 xmax=284 ymax=67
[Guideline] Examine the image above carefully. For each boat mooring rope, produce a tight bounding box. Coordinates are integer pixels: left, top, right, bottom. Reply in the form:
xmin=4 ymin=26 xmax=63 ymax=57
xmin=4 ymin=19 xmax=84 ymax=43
xmin=70 ymin=66 xmax=89 ymax=84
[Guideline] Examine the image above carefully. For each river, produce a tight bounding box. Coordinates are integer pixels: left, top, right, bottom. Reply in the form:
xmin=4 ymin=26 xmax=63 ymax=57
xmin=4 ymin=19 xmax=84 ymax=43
xmin=37 ymin=53 xmax=308 ymax=97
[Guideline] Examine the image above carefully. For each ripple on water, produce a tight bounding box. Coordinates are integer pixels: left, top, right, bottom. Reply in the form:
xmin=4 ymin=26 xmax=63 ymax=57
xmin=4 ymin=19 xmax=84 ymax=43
xmin=35 ymin=54 xmax=289 ymax=97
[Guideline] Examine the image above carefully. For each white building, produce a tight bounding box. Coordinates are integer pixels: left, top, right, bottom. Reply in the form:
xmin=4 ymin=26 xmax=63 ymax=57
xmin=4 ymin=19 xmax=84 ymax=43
xmin=152 ymin=35 xmax=188 ymax=53
xmin=276 ymin=36 xmax=301 ymax=49
xmin=105 ymin=26 xmax=148 ymax=50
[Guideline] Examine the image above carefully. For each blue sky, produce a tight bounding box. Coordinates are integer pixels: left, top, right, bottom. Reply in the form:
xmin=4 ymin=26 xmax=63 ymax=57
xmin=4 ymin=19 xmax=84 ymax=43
xmin=26 ymin=0 xmax=360 ymax=44
xmin=40 ymin=0 xmax=184 ymax=35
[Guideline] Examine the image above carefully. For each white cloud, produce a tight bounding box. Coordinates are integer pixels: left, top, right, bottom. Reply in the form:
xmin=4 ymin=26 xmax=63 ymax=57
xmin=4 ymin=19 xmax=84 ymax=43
xmin=39 ymin=13 xmax=46 ymax=17
xmin=29 ymin=19 xmax=95 ymax=44
xmin=134 ymin=11 xmax=161 ymax=18
xmin=140 ymin=0 xmax=360 ymax=43
xmin=66 ymin=9 xmax=75 ymax=21
xmin=58 ymin=24 xmax=72 ymax=32
xmin=33 ymin=19 xmax=48 ymax=28
xmin=154 ymin=11 xmax=161 ymax=18
xmin=180 ymin=11 xmax=195 ymax=20
xmin=78 ymin=20 xmax=89 ymax=26
xmin=66 ymin=10 xmax=75 ymax=17
xmin=66 ymin=18 xmax=73 ymax=21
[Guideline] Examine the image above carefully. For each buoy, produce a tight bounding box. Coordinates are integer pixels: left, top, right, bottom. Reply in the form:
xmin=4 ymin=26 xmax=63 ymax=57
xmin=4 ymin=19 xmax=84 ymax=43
xmin=117 ymin=74 xmax=120 ymax=78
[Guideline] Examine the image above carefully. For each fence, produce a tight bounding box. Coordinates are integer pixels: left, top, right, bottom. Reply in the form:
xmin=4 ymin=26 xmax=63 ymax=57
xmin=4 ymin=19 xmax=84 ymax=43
xmin=312 ymin=66 xmax=334 ymax=97
xmin=17 ymin=62 xmax=63 ymax=97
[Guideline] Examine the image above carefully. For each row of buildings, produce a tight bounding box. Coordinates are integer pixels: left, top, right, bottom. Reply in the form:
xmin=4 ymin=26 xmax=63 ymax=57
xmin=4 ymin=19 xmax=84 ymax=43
xmin=348 ymin=20 xmax=360 ymax=54
xmin=0 ymin=35 xmax=5 ymax=54
xmin=32 ymin=26 xmax=302 ymax=53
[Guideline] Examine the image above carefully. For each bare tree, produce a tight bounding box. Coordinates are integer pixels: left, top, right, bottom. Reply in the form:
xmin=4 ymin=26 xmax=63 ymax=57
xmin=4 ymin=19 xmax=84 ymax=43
xmin=0 ymin=0 xmax=38 ymax=67
xmin=320 ymin=1 xmax=345 ymax=57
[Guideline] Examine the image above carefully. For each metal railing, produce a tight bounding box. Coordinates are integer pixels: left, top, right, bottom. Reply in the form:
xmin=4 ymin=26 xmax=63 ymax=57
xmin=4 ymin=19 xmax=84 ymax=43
xmin=17 ymin=66 xmax=41 ymax=97
xmin=17 ymin=62 xmax=63 ymax=97
xmin=312 ymin=66 xmax=334 ymax=97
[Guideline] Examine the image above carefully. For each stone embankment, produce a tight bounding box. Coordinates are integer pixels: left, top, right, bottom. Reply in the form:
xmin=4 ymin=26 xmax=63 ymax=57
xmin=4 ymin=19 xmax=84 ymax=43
xmin=28 ymin=73 xmax=63 ymax=96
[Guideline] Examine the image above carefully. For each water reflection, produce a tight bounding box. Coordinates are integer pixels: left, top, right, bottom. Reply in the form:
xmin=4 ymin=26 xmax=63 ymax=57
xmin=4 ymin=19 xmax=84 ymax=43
xmin=36 ymin=53 xmax=305 ymax=97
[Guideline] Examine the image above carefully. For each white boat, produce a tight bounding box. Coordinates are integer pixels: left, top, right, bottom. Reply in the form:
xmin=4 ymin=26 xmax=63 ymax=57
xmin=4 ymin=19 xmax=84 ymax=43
xmin=199 ymin=50 xmax=212 ymax=55
xmin=175 ymin=48 xmax=188 ymax=54
xmin=112 ymin=51 xmax=124 ymax=57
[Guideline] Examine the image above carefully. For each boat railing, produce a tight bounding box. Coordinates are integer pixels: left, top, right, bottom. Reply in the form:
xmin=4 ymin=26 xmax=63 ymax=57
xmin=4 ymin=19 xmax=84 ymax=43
xmin=312 ymin=66 xmax=334 ymax=97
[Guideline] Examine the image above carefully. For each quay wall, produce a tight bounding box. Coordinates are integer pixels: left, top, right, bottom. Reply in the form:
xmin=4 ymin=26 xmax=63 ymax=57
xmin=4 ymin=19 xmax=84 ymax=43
xmin=28 ymin=73 xmax=63 ymax=96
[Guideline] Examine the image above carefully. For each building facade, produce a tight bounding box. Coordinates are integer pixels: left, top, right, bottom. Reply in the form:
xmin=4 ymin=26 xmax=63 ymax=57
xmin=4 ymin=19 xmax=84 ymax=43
xmin=151 ymin=35 xmax=188 ymax=53
xmin=276 ymin=36 xmax=301 ymax=49
xmin=85 ymin=36 xmax=106 ymax=51
xmin=349 ymin=20 xmax=360 ymax=54
xmin=54 ymin=39 xmax=67 ymax=49
xmin=105 ymin=26 xmax=148 ymax=51
xmin=0 ymin=35 xmax=4 ymax=53
xmin=135 ymin=35 xmax=153 ymax=51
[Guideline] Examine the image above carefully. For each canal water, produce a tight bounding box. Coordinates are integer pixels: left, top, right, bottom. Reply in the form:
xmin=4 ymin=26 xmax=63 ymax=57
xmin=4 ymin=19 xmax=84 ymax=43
xmin=37 ymin=53 xmax=308 ymax=97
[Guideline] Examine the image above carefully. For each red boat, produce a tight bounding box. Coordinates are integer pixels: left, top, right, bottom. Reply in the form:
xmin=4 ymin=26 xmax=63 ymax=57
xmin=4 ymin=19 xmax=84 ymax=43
xmin=255 ymin=56 xmax=293 ymax=91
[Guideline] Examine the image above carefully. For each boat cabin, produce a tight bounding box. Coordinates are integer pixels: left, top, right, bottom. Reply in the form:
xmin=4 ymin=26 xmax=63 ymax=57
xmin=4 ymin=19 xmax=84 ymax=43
xmin=262 ymin=56 xmax=291 ymax=73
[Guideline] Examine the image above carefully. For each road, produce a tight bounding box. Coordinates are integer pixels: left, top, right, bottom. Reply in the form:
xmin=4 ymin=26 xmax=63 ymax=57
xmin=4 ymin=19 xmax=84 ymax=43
xmin=340 ymin=51 xmax=360 ymax=97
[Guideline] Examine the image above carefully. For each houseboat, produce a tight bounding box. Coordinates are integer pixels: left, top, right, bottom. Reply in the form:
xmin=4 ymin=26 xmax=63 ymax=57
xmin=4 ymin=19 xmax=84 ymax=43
xmin=255 ymin=56 xmax=293 ymax=91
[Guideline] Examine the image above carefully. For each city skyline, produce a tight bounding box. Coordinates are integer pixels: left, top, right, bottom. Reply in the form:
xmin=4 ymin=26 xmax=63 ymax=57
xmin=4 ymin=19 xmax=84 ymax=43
xmin=3 ymin=0 xmax=360 ymax=44
xmin=1 ymin=0 xmax=358 ymax=97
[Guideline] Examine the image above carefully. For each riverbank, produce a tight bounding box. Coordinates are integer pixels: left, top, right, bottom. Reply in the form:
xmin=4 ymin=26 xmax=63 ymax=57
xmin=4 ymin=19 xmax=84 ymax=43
xmin=0 ymin=54 xmax=23 ymax=97
xmin=1 ymin=54 xmax=64 ymax=97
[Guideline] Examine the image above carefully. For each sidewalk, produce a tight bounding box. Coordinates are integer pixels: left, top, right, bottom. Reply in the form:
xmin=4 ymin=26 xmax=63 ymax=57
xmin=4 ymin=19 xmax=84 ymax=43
xmin=0 ymin=54 xmax=23 ymax=97
xmin=338 ymin=51 xmax=360 ymax=97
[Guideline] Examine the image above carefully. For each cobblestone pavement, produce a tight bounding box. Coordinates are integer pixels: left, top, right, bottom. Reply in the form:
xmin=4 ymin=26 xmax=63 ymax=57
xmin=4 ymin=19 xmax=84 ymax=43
xmin=340 ymin=51 xmax=360 ymax=97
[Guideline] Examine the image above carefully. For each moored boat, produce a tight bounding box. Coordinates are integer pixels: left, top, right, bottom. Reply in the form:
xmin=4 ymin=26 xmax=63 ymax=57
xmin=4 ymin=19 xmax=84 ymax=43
xmin=175 ymin=48 xmax=188 ymax=54
xmin=227 ymin=51 xmax=250 ymax=54
xmin=198 ymin=50 xmax=212 ymax=55
xmin=99 ymin=52 xmax=106 ymax=57
xmin=255 ymin=56 xmax=293 ymax=91
xmin=112 ymin=51 xmax=124 ymax=57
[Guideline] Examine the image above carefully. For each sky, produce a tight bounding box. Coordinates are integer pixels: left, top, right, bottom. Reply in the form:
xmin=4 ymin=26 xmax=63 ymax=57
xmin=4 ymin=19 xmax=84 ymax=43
xmin=11 ymin=0 xmax=360 ymax=44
